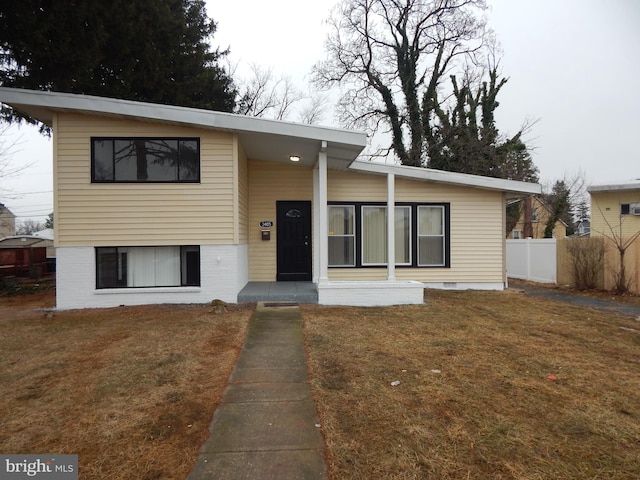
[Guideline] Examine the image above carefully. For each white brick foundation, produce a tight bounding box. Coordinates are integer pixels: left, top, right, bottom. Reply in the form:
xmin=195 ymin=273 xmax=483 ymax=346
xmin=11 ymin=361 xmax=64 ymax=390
xmin=317 ymin=280 xmax=424 ymax=306
xmin=56 ymin=245 xmax=248 ymax=310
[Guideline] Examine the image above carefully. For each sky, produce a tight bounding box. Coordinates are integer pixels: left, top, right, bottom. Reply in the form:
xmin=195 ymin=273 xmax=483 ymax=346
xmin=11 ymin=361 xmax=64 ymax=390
xmin=1 ymin=0 xmax=639 ymax=225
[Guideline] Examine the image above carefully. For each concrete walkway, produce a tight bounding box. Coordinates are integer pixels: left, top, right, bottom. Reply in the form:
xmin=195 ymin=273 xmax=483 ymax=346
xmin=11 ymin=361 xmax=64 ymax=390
xmin=188 ymin=303 xmax=327 ymax=480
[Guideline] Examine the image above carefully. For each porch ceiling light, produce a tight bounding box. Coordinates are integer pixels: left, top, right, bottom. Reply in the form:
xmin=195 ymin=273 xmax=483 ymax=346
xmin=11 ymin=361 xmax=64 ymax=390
xmin=289 ymin=155 xmax=300 ymax=162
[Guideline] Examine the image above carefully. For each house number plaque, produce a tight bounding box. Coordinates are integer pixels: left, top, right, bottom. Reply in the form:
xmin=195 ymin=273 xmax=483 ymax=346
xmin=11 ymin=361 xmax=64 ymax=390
xmin=259 ymin=220 xmax=274 ymax=228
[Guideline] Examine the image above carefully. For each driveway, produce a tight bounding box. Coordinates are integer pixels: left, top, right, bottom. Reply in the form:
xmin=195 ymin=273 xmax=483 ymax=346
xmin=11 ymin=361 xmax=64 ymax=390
xmin=509 ymin=279 xmax=640 ymax=319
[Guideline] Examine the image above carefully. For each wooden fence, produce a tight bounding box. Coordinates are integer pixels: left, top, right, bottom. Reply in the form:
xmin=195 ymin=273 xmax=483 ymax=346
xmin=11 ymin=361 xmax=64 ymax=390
xmin=557 ymin=236 xmax=640 ymax=294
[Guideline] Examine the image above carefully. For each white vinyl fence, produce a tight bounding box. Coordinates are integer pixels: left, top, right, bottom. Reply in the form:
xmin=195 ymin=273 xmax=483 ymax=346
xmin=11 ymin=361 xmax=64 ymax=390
xmin=506 ymin=238 xmax=557 ymax=284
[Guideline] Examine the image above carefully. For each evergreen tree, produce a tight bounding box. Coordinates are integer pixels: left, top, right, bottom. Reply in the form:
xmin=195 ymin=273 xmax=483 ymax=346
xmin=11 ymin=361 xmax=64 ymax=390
xmin=0 ymin=0 xmax=236 ymax=126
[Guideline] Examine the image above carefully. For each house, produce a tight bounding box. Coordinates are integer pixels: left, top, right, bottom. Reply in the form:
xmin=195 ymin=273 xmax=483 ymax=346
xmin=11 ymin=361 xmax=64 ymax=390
xmin=574 ymin=218 xmax=591 ymax=237
xmin=588 ymin=181 xmax=640 ymax=237
xmin=508 ymin=196 xmax=567 ymax=239
xmin=586 ymin=181 xmax=640 ymax=294
xmin=0 ymin=203 xmax=16 ymax=238
xmin=0 ymin=88 xmax=541 ymax=309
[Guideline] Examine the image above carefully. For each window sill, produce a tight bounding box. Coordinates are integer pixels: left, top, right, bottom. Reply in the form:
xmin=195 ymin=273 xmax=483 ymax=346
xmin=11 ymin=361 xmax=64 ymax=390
xmin=95 ymin=287 xmax=201 ymax=295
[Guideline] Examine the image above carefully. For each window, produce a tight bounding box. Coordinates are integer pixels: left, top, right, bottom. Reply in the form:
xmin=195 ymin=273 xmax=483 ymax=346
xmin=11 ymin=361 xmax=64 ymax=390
xmin=362 ymin=206 xmax=387 ymax=265
xmin=531 ymin=207 xmax=539 ymax=222
xmin=512 ymin=229 xmax=522 ymax=239
xmin=328 ymin=206 xmax=355 ymax=266
xmin=621 ymin=203 xmax=640 ymax=215
xmin=96 ymin=246 xmax=200 ymax=288
xmin=328 ymin=203 xmax=448 ymax=268
xmin=92 ymin=138 xmax=200 ymax=182
xmin=361 ymin=206 xmax=411 ymax=265
xmin=418 ymin=206 xmax=445 ymax=266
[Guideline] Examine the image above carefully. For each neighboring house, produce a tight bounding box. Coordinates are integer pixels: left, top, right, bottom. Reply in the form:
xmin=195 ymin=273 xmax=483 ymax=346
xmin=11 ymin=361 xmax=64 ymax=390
xmin=508 ymin=196 xmax=567 ymax=239
xmin=0 ymin=88 xmax=540 ymax=309
xmin=586 ymin=181 xmax=640 ymax=294
xmin=0 ymin=203 xmax=16 ymax=238
xmin=574 ymin=218 xmax=591 ymax=237
xmin=588 ymin=181 xmax=640 ymax=237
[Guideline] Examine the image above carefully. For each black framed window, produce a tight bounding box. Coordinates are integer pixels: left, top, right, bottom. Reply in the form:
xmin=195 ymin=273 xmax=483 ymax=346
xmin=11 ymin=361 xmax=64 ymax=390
xmin=92 ymin=138 xmax=200 ymax=182
xmin=96 ymin=246 xmax=200 ymax=288
xmin=328 ymin=202 xmax=450 ymax=268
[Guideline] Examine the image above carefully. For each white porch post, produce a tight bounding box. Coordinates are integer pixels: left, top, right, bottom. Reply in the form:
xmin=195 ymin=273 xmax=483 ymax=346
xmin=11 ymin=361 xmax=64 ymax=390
xmin=387 ymin=172 xmax=396 ymax=281
xmin=318 ymin=142 xmax=329 ymax=284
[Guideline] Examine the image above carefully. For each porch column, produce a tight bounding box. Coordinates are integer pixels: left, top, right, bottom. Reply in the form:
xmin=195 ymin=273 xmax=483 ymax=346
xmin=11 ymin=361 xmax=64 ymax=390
xmin=318 ymin=142 xmax=329 ymax=284
xmin=387 ymin=172 xmax=396 ymax=281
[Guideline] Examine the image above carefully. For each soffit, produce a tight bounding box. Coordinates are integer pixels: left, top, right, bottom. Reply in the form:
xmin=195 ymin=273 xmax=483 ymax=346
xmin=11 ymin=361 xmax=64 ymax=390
xmin=0 ymin=87 xmax=367 ymax=168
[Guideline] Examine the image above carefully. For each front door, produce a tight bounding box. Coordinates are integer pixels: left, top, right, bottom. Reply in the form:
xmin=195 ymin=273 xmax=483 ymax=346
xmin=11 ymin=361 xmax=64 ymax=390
xmin=276 ymin=201 xmax=312 ymax=281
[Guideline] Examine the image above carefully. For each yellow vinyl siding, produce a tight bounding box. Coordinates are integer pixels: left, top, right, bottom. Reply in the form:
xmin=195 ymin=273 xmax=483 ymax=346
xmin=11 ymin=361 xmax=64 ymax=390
xmin=237 ymin=143 xmax=249 ymax=244
xmin=247 ymin=160 xmax=313 ymax=281
xmin=55 ymin=113 xmax=236 ymax=246
xmin=328 ymin=170 xmax=387 ymax=201
xmin=590 ymin=190 xmax=640 ymax=238
xmin=326 ymin=172 xmax=505 ymax=283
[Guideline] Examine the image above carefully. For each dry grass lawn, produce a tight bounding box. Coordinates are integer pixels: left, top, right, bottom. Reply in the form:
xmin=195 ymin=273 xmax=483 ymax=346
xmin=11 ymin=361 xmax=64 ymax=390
xmin=3 ymin=285 xmax=639 ymax=479
xmin=0 ymin=289 xmax=251 ymax=480
xmin=302 ymin=289 xmax=640 ymax=480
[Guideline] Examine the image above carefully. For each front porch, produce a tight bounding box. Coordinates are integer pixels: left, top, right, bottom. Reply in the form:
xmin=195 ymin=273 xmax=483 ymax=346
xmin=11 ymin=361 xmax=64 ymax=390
xmin=237 ymin=281 xmax=318 ymax=304
xmin=237 ymin=280 xmax=426 ymax=306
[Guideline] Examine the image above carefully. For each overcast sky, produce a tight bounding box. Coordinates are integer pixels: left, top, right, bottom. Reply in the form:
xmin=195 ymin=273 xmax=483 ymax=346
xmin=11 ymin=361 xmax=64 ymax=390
xmin=1 ymin=0 xmax=639 ymax=224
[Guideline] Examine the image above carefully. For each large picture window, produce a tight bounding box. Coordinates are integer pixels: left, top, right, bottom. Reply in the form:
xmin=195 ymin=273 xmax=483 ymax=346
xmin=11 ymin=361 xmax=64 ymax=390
xmin=361 ymin=206 xmax=412 ymax=265
xmin=328 ymin=203 xmax=448 ymax=268
xmin=92 ymin=138 xmax=200 ymax=182
xmin=96 ymin=246 xmax=200 ymax=288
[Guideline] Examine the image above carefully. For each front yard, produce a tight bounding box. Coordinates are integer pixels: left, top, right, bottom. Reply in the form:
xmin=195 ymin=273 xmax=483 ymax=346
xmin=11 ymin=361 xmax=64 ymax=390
xmin=303 ymin=289 xmax=640 ymax=479
xmin=0 ymin=289 xmax=251 ymax=479
xmin=1 ymin=286 xmax=639 ymax=479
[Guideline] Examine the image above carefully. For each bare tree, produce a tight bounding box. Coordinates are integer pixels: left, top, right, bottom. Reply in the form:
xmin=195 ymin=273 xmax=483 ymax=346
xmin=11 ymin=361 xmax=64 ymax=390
xmin=1 ymin=124 xmax=35 ymax=236
xmin=235 ymin=64 xmax=303 ymax=120
xmin=298 ymin=93 xmax=329 ymax=125
xmin=16 ymin=218 xmax=43 ymax=235
xmin=0 ymin=124 xmax=32 ymax=191
xmin=313 ymin=0 xmax=494 ymax=167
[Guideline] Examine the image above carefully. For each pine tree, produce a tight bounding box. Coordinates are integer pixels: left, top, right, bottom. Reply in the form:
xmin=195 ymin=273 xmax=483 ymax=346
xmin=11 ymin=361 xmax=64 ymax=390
xmin=0 ymin=0 xmax=236 ymax=126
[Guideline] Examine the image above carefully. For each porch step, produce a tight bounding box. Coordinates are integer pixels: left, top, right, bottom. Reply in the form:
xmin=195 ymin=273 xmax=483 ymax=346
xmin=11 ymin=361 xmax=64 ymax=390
xmin=237 ymin=282 xmax=318 ymax=304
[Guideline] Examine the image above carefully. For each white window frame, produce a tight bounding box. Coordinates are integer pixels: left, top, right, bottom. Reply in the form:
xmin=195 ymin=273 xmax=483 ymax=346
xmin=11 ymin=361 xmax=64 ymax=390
xmin=328 ymin=205 xmax=356 ymax=267
xmin=417 ymin=205 xmax=446 ymax=267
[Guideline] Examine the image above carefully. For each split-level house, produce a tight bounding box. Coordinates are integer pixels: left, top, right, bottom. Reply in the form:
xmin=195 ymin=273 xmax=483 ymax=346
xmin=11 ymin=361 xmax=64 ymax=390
xmin=0 ymin=88 xmax=541 ymax=309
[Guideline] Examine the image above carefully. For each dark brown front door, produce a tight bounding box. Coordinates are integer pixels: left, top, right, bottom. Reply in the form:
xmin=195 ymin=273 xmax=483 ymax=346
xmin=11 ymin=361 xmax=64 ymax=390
xmin=276 ymin=201 xmax=312 ymax=281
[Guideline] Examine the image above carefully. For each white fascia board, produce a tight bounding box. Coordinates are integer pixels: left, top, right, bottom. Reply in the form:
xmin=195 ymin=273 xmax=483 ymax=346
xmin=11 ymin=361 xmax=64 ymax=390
xmin=0 ymin=87 xmax=367 ymax=148
xmin=349 ymin=160 xmax=542 ymax=195
xmin=587 ymin=181 xmax=640 ymax=193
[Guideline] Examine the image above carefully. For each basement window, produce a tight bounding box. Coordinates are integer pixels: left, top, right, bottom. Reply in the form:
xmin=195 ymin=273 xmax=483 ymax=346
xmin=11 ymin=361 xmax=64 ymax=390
xmin=96 ymin=246 xmax=200 ymax=288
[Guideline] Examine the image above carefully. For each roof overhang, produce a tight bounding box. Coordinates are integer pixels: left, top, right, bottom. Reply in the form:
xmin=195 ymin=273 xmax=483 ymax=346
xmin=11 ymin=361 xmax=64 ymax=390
xmin=0 ymin=87 xmax=368 ymax=169
xmin=349 ymin=161 xmax=542 ymax=198
xmin=587 ymin=181 xmax=640 ymax=193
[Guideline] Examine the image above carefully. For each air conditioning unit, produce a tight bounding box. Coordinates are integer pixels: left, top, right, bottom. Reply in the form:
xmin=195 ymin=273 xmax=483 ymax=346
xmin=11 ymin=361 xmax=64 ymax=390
xmin=632 ymin=205 xmax=640 ymax=216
